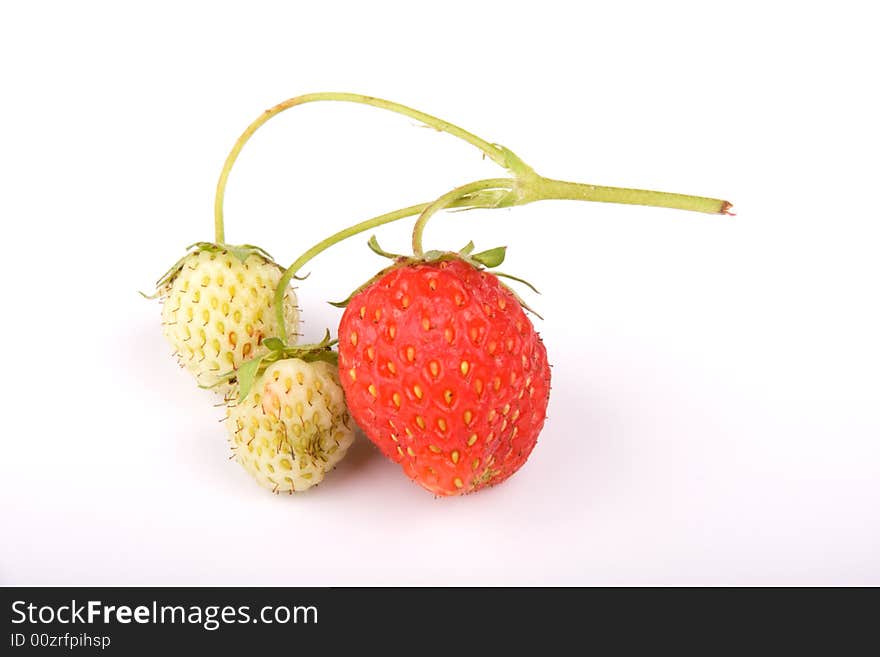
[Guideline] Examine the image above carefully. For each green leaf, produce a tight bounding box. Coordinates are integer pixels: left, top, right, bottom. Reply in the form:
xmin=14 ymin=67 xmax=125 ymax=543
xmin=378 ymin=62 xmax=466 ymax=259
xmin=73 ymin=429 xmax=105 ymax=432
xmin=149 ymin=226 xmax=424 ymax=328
xmin=262 ymin=337 xmax=285 ymax=352
xmin=459 ymin=241 xmax=476 ymax=256
xmin=471 ymin=246 xmax=507 ymax=268
xmin=422 ymin=250 xmax=445 ymax=261
xmin=236 ymin=356 xmax=265 ymax=403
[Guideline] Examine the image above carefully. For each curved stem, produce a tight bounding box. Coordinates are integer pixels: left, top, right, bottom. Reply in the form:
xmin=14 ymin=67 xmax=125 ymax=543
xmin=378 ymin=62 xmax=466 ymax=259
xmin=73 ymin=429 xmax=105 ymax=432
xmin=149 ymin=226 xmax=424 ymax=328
xmin=273 ymin=189 xmax=511 ymax=342
xmin=216 ymin=91 xmax=734 ymax=343
xmin=411 ymin=179 xmax=515 ymax=256
xmin=214 ymin=92 xmax=510 ymax=243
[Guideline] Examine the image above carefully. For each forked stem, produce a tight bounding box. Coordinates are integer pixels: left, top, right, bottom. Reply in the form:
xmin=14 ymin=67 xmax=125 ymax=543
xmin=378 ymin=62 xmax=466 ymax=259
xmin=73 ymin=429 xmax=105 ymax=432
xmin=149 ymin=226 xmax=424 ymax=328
xmin=410 ymin=174 xmax=732 ymax=254
xmin=411 ymin=179 xmax=516 ymax=255
xmin=213 ymin=92 xmax=510 ymax=243
xmin=272 ymin=189 xmax=513 ymax=342
xmin=210 ymin=91 xmax=733 ymax=344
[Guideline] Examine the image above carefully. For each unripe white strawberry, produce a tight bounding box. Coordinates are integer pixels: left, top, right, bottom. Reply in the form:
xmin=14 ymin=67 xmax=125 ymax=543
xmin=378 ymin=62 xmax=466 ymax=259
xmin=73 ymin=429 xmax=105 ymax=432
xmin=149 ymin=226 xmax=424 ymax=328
xmin=226 ymin=358 xmax=355 ymax=493
xmin=156 ymin=244 xmax=300 ymax=387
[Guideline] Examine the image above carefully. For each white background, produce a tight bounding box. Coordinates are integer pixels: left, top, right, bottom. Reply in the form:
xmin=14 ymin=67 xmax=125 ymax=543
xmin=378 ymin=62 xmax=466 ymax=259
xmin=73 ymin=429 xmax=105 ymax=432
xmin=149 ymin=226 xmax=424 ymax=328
xmin=1 ymin=1 xmax=877 ymax=585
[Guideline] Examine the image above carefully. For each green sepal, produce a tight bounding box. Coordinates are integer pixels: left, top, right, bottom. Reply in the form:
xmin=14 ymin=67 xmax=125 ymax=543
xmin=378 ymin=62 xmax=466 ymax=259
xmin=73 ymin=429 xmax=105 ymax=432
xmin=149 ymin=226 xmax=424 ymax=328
xmin=184 ymin=241 xmax=274 ymax=265
xmin=154 ymin=248 xmax=200 ymax=289
xmin=149 ymin=242 xmax=278 ymax=293
xmin=367 ymin=235 xmax=404 ymax=260
xmin=499 ymin=282 xmax=544 ymax=320
xmin=493 ymin=270 xmax=540 ymax=295
xmin=333 ymin=242 xmax=541 ymax=319
xmin=471 ymin=246 xmax=507 ymax=268
xmin=205 ymin=329 xmax=341 ymax=403
xmin=228 ymin=243 xmax=274 ymax=265
xmin=328 ymin=262 xmax=401 ymax=308
xmin=422 ymin=250 xmax=446 ymax=261
xmin=234 ymin=356 xmax=265 ymax=403
xmin=262 ymin=337 xmax=286 ymax=352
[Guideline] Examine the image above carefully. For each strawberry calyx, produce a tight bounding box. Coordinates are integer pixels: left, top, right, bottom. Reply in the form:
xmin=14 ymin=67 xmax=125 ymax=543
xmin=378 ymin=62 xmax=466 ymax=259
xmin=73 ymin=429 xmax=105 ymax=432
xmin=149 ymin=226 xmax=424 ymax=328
xmin=329 ymin=237 xmax=543 ymax=318
xmin=206 ymin=330 xmax=339 ymax=402
xmin=142 ymin=242 xmax=282 ymax=299
xmin=365 ymin=234 xmax=507 ymax=267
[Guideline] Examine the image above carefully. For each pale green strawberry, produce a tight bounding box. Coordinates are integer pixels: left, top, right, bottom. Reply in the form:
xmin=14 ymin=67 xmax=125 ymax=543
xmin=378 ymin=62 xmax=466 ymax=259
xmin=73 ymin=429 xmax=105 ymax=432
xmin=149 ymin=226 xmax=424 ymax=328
xmin=226 ymin=358 xmax=355 ymax=493
xmin=154 ymin=243 xmax=300 ymax=388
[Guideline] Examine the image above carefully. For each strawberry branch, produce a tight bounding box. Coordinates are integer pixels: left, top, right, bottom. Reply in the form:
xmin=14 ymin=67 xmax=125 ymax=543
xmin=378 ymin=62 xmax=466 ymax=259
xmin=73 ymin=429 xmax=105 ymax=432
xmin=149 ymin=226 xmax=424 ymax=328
xmin=211 ymin=92 xmax=733 ymax=343
xmin=213 ymin=92 xmax=512 ymax=244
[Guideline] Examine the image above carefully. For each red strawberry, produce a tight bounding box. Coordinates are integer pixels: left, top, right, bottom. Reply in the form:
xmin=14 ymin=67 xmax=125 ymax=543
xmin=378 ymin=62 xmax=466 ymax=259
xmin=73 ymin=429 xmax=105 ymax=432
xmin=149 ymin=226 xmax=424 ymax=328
xmin=337 ymin=256 xmax=550 ymax=496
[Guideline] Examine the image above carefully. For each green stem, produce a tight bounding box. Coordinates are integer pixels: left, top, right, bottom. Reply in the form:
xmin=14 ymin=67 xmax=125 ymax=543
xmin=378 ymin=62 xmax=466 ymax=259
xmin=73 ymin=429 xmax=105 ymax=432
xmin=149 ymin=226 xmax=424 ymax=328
xmin=411 ymin=179 xmax=515 ymax=256
xmin=214 ymin=91 xmax=733 ymax=342
xmin=273 ymin=189 xmax=511 ymax=342
xmin=411 ymin=174 xmax=733 ymax=254
xmin=535 ymin=177 xmax=732 ymax=214
xmin=214 ymin=92 xmax=510 ymax=244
